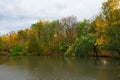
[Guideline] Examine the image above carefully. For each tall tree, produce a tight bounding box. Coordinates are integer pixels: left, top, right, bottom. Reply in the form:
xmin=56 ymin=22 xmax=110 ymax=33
xmin=102 ymin=0 xmax=120 ymax=56
xmin=60 ymin=16 xmax=77 ymax=45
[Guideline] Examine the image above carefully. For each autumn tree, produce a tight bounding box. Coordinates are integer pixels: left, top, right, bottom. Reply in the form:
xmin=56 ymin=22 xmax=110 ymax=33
xmin=102 ymin=0 xmax=120 ymax=56
xmin=0 ymin=37 xmax=4 ymax=52
xmin=1 ymin=35 xmax=11 ymax=52
xmin=60 ymin=16 xmax=77 ymax=46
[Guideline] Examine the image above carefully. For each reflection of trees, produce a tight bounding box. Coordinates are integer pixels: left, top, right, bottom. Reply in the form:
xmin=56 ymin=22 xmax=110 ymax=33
xmin=0 ymin=56 xmax=6 ymax=64
xmin=87 ymin=57 xmax=116 ymax=65
xmin=0 ymin=57 xmax=120 ymax=80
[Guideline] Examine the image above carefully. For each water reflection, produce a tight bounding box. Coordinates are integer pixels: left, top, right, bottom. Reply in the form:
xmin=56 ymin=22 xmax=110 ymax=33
xmin=0 ymin=56 xmax=120 ymax=80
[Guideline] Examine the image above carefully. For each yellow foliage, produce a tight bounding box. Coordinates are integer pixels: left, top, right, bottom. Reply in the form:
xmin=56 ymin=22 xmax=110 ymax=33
xmin=112 ymin=21 xmax=120 ymax=25
xmin=95 ymin=20 xmax=107 ymax=34
xmin=1 ymin=35 xmax=9 ymax=42
xmin=107 ymin=0 xmax=119 ymax=10
xmin=95 ymin=15 xmax=107 ymax=47
xmin=9 ymin=33 xmax=18 ymax=47
xmin=95 ymin=37 xmax=104 ymax=46
xmin=1 ymin=33 xmax=19 ymax=48
xmin=38 ymin=20 xmax=43 ymax=26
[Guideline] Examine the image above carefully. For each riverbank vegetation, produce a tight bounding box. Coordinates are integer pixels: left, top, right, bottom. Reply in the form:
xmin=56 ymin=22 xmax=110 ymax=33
xmin=0 ymin=0 xmax=120 ymax=57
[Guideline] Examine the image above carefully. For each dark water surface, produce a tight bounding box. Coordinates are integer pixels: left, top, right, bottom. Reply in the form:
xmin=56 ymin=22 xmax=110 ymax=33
xmin=0 ymin=56 xmax=120 ymax=80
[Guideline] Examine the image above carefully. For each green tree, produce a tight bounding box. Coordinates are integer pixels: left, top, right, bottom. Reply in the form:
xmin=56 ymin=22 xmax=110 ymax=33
xmin=76 ymin=19 xmax=90 ymax=38
xmin=102 ymin=0 xmax=120 ymax=56
xmin=65 ymin=34 xmax=96 ymax=57
xmin=28 ymin=34 xmax=42 ymax=55
xmin=10 ymin=45 xmax=26 ymax=55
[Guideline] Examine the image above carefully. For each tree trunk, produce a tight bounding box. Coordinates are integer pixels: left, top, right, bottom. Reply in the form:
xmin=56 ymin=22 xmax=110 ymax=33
xmin=93 ymin=45 xmax=98 ymax=57
xmin=116 ymin=49 xmax=120 ymax=56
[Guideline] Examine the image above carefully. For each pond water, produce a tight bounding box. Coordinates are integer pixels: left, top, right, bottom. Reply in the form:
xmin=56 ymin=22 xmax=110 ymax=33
xmin=0 ymin=56 xmax=120 ymax=80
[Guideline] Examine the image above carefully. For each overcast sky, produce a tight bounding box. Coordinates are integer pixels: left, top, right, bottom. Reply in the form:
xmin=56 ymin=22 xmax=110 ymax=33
xmin=0 ymin=0 xmax=105 ymax=35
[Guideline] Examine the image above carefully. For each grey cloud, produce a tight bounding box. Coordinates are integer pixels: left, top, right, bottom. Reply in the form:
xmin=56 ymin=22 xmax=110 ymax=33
xmin=0 ymin=0 xmax=105 ymax=34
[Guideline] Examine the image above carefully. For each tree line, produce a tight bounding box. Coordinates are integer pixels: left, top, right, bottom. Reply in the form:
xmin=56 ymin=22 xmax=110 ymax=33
xmin=0 ymin=0 xmax=120 ymax=57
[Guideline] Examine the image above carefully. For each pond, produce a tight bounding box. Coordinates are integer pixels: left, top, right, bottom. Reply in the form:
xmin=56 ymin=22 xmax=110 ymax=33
xmin=0 ymin=56 xmax=120 ymax=80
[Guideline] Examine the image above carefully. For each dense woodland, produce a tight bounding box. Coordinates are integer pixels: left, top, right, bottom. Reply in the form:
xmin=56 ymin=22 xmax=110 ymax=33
xmin=0 ymin=0 xmax=120 ymax=57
